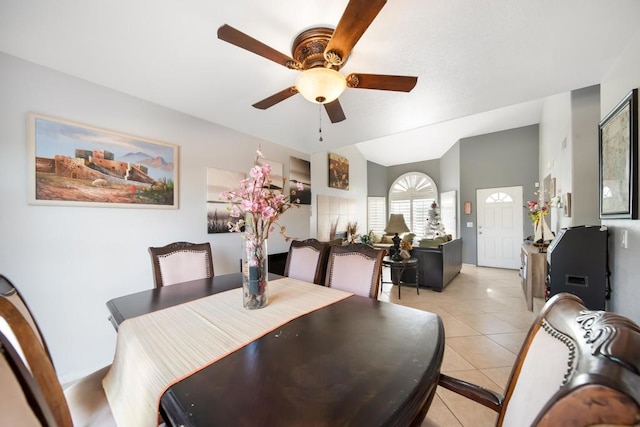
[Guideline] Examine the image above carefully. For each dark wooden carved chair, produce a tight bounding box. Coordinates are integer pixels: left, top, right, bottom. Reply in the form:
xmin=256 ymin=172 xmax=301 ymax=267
xmin=324 ymin=243 xmax=385 ymax=299
xmin=439 ymin=292 xmax=640 ymax=426
xmin=0 ymin=275 xmax=114 ymax=426
xmin=0 ymin=329 xmax=57 ymax=426
xmin=283 ymin=239 xmax=330 ymax=285
xmin=148 ymin=241 xmax=214 ymax=288
xmin=0 ymin=274 xmax=52 ymax=360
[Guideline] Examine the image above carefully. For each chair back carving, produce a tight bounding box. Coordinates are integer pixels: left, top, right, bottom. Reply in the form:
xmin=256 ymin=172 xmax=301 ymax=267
xmin=324 ymin=244 xmax=384 ymax=299
xmin=502 ymin=293 xmax=640 ymax=426
xmin=149 ymin=241 xmax=214 ymax=288
xmin=439 ymin=292 xmax=640 ymax=426
xmin=284 ymin=239 xmax=330 ymax=285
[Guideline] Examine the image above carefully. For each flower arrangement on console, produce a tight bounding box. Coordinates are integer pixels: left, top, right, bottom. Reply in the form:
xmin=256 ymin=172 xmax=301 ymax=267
xmin=525 ymin=199 xmax=550 ymax=226
xmin=219 ymin=147 xmax=303 ymax=309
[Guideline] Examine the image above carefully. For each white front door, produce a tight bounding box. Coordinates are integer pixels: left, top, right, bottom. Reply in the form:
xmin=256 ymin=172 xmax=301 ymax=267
xmin=477 ymin=186 xmax=523 ymax=269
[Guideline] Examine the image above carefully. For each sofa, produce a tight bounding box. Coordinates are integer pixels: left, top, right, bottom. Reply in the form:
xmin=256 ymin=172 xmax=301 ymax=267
xmin=372 ymin=232 xmax=416 ymax=254
xmin=401 ymin=238 xmax=462 ymax=292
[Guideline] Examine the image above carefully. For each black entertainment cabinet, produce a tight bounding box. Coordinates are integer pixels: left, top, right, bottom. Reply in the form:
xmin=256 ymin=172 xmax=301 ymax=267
xmin=546 ymin=225 xmax=609 ymax=310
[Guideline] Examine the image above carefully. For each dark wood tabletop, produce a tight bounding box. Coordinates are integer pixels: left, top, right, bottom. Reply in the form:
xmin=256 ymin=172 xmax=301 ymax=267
xmin=105 ymin=274 xmax=445 ymax=426
xmin=106 ymin=272 xmax=278 ymax=329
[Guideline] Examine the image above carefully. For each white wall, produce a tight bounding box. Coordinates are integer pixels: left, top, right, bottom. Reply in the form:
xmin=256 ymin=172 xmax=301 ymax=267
xmin=599 ymin=28 xmax=640 ymax=323
xmin=310 ymin=145 xmax=368 ymax=240
xmin=0 ymin=53 xmax=311 ymax=383
xmin=539 ymin=92 xmax=572 ymax=232
xmin=538 ymin=85 xmax=601 ymax=232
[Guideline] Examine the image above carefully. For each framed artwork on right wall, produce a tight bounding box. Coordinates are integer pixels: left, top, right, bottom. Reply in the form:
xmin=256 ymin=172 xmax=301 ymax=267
xmin=598 ymin=88 xmax=638 ymax=219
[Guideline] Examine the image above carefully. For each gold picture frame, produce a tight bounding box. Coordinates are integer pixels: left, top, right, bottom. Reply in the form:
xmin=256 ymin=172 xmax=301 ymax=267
xmin=28 ymin=113 xmax=178 ymax=208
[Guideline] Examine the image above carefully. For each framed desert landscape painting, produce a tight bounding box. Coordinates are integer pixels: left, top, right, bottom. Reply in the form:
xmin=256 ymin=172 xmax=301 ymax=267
xmin=28 ymin=113 xmax=178 ymax=208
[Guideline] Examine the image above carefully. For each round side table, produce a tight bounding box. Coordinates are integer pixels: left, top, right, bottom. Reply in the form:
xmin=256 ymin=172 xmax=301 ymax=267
xmin=382 ymin=256 xmax=419 ymax=299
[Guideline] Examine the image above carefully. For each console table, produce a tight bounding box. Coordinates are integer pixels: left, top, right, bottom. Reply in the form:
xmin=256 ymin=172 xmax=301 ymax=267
xmin=520 ymin=244 xmax=547 ymax=311
xmin=382 ymin=256 xmax=419 ymax=299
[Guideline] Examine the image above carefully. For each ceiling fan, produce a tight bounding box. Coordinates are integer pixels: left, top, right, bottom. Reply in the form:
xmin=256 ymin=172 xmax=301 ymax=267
xmin=217 ymin=0 xmax=418 ymax=124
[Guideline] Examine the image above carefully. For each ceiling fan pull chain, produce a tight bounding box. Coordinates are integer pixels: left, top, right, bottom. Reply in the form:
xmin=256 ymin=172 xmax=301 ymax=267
xmin=318 ymin=104 xmax=323 ymax=142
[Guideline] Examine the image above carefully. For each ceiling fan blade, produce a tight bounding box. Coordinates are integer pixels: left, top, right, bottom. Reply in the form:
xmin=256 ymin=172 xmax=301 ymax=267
xmin=218 ymin=24 xmax=301 ymax=70
xmin=346 ymin=74 xmax=417 ymax=92
xmin=324 ymin=99 xmax=346 ymax=123
xmin=252 ymin=87 xmax=298 ymax=110
xmin=324 ymin=0 xmax=387 ymax=66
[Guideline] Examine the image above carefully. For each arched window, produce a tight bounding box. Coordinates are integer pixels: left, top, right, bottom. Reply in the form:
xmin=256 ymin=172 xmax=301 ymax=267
xmin=388 ymin=172 xmax=438 ymax=239
xmin=485 ymin=192 xmax=514 ymax=203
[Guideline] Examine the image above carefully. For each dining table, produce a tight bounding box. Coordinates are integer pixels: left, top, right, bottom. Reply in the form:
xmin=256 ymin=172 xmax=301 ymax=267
xmin=104 ymin=273 xmax=445 ymax=427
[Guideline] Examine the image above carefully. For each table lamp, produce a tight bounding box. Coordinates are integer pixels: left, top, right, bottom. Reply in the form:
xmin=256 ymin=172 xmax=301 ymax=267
xmin=385 ymin=214 xmax=410 ymax=261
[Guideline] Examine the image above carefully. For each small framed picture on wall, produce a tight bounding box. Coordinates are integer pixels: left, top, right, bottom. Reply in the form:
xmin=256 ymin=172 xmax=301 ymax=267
xmin=328 ymin=152 xmax=349 ymax=190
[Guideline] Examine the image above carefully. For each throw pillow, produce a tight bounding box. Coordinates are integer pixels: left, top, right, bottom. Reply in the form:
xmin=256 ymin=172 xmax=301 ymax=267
xmin=381 ymin=235 xmax=394 ymax=244
xmin=402 ymin=232 xmax=416 ymax=243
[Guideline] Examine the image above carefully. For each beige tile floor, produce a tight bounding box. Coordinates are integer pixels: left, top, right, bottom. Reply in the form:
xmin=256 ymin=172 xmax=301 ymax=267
xmin=378 ymin=264 xmax=544 ymax=427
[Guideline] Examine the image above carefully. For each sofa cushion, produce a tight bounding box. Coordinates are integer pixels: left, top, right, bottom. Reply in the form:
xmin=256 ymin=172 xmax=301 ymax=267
xmin=381 ymin=235 xmax=395 ymax=244
xmin=419 ymin=237 xmax=447 ymax=248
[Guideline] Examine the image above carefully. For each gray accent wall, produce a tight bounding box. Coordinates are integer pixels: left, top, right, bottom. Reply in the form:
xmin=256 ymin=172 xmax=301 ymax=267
xmin=459 ymin=125 xmax=539 ymax=264
xmin=367 ymin=126 xmax=538 ymax=265
xmin=367 ymin=161 xmax=388 ymax=197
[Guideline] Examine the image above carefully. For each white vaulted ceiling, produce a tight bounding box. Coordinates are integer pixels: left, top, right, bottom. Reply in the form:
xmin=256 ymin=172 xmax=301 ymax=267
xmin=1 ymin=0 xmax=639 ymax=166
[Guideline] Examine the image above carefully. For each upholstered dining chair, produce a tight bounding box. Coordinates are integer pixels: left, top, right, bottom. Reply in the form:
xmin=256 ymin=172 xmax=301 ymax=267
xmin=324 ymin=243 xmax=385 ymax=299
xmin=283 ymin=239 xmax=330 ymax=285
xmin=148 ymin=241 xmax=214 ymax=288
xmin=0 ymin=274 xmax=115 ymax=427
xmin=438 ymin=293 xmax=640 ymax=426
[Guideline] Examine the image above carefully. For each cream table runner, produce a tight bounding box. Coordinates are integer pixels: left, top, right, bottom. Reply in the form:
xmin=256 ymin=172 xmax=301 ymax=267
xmin=102 ymin=277 xmax=352 ymax=427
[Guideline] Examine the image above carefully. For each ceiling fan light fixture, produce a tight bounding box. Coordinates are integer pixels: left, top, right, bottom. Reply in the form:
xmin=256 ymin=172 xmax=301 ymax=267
xmin=295 ymin=68 xmax=346 ymax=104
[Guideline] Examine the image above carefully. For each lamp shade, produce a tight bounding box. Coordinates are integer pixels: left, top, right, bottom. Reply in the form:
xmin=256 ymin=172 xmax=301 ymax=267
xmin=384 ymin=214 xmax=410 ymax=235
xmin=295 ymin=68 xmax=346 ymax=104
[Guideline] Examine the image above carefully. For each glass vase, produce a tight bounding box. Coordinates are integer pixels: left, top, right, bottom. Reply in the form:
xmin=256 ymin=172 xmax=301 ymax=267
xmin=242 ymin=238 xmax=268 ymax=309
